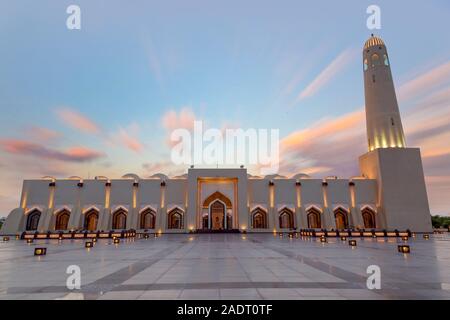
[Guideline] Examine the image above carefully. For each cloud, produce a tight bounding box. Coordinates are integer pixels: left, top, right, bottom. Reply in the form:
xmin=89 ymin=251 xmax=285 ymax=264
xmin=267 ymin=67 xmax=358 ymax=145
xmin=142 ymin=161 xmax=185 ymax=177
xmin=296 ymin=48 xmax=357 ymax=101
xmin=0 ymin=139 xmax=105 ymax=162
xmin=112 ymin=123 xmax=144 ymax=153
xmin=26 ymin=126 xmax=61 ymax=142
xmin=162 ymin=107 xmax=197 ymax=132
xmin=56 ymin=107 xmax=100 ymax=134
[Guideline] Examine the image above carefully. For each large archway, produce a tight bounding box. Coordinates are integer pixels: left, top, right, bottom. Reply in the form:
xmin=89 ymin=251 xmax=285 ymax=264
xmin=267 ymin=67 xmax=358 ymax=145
xmin=26 ymin=209 xmax=41 ymax=231
xmin=55 ymin=210 xmax=70 ymax=231
xmin=202 ymin=192 xmax=232 ymax=230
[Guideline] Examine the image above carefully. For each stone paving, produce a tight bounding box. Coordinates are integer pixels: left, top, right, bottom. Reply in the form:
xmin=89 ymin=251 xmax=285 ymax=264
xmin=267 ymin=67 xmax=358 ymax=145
xmin=1 ymin=233 xmax=450 ymax=300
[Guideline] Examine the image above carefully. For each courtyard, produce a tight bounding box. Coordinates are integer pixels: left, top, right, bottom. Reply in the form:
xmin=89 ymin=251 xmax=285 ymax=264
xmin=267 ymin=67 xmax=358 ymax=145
xmin=0 ymin=233 xmax=450 ymax=300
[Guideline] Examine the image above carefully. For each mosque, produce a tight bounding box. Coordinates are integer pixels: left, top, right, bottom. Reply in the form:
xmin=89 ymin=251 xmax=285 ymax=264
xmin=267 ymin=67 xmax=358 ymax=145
xmin=0 ymin=35 xmax=433 ymax=235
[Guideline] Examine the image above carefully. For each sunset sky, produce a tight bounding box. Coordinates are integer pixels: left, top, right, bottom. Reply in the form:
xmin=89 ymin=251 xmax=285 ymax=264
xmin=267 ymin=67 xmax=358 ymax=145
xmin=1 ymin=0 xmax=450 ymax=216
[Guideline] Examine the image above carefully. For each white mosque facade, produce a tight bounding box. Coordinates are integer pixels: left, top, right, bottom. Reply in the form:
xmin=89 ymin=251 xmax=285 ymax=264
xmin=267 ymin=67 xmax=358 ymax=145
xmin=0 ymin=36 xmax=433 ymax=235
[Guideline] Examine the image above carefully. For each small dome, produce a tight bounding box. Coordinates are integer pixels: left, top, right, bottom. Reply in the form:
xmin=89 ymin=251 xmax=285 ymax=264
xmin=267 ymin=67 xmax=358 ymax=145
xmin=364 ymin=35 xmax=385 ymax=50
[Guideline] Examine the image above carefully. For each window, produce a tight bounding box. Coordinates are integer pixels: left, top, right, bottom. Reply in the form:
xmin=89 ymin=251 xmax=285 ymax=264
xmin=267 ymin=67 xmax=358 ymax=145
xmin=362 ymin=208 xmax=376 ymax=229
xmin=364 ymin=58 xmax=368 ymax=71
xmin=383 ymin=54 xmax=389 ymax=66
xmin=372 ymin=74 xmax=376 ymax=83
xmin=391 ymin=118 xmax=395 ymax=126
xmin=371 ymin=53 xmax=380 ymax=67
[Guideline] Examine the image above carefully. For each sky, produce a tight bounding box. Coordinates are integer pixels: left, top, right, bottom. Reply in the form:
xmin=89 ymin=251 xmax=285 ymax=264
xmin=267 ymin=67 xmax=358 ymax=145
xmin=0 ymin=0 xmax=450 ymax=216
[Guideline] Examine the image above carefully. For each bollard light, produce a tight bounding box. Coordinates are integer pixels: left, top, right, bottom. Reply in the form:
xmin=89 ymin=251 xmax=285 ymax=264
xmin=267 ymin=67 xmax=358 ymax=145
xmin=402 ymin=236 xmax=409 ymax=241
xmin=114 ymin=238 xmax=120 ymax=244
xmin=320 ymin=236 xmax=327 ymax=243
xmin=34 ymin=248 xmax=47 ymax=256
xmin=143 ymin=233 xmax=150 ymax=239
xmin=423 ymin=234 xmax=430 ymax=240
xmin=27 ymin=238 xmax=34 ymax=244
xmin=349 ymin=240 xmax=357 ymax=247
xmin=92 ymin=238 xmax=97 ymax=243
xmin=340 ymin=236 xmax=347 ymax=241
xmin=398 ymin=245 xmax=411 ymax=254
xmin=3 ymin=236 xmax=10 ymax=242
xmin=85 ymin=241 xmax=93 ymax=248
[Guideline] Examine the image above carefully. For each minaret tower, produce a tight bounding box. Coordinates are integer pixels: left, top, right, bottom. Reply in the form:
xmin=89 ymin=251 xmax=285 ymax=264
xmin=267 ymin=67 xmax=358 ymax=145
xmin=359 ymin=34 xmax=432 ymax=232
xmin=363 ymin=34 xmax=406 ymax=151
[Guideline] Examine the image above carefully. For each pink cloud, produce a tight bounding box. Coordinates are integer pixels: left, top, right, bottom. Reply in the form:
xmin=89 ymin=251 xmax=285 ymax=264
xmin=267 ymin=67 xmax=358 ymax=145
xmin=26 ymin=126 xmax=61 ymax=142
xmin=117 ymin=127 xmax=144 ymax=153
xmin=296 ymin=48 xmax=357 ymax=101
xmin=0 ymin=139 xmax=105 ymax=162
xmin=56 ymin=107 xmax=100 ymax=134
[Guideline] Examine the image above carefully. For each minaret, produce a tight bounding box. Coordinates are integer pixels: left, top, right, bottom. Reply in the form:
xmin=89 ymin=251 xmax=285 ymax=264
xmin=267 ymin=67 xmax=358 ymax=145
xmin=363 ymin=34 xmax=406 ymax=151
xmin=359 ymin=34 xmax=432 ymax=232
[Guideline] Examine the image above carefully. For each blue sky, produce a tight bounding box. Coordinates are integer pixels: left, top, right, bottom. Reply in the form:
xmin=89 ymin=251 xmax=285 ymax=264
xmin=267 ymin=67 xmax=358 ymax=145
xmin=1 ymin=0 xmax=450 ymax=216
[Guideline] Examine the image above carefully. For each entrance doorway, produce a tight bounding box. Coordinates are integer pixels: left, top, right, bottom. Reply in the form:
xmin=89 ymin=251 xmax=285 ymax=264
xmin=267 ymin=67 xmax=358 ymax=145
xmin=210 ymin=200 xmax=225 ymax=230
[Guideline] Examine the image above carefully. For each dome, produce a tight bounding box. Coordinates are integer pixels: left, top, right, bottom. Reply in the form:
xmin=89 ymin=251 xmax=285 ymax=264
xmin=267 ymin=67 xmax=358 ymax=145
xmin=364 ymin=35 xmax=385 ymax=50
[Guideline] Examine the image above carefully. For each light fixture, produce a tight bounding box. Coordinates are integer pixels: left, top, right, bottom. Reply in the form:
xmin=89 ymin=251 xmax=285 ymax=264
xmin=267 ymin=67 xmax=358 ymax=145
xmin=92 ymin=238 xmax=97 ymax=243
xmin=340 ymin=236 xmax=347 ymax=241
xmin=349 ymin=240 xmax=357 ymax=247
xmin=27 ymin=238 xmax=33 ymax=244
xmin=34 ymin=248 xmax=47 ymax=256
xmin=398 ymin=245 xmax=410 ymax=254
xmin=3 ymin=236 xmax=9 ymax=242
xmin=402 ymin=236 xmax=409 ymax=241
xmin=114 ymin=238 xmax=120 ymax=244
xmin=143 ymin=233 xmax=150 ymax=239
xmin=279 ymin=233 xmax=283 ymax=238
xmin=85 ymin=241 xmax=93 ymax=248
xmin=423 ymin=234 xmax=430 ymax=240
xmin=320 ymin=236 xmax=327 ymax=243
xmin=15 ymin=235 xmax=20 ymax=240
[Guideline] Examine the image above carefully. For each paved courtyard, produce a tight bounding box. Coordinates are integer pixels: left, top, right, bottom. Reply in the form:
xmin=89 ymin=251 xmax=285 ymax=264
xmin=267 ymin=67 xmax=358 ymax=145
xmin=1 ymin=233 xmax=450 ymax=300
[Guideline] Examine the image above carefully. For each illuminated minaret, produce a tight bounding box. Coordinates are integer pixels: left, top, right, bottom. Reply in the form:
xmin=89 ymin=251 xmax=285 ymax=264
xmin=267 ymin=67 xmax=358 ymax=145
xmin=360 ymin=34 xmax=432 ymax=232
xmin=363 ymin=35 xmax=406 ymax=150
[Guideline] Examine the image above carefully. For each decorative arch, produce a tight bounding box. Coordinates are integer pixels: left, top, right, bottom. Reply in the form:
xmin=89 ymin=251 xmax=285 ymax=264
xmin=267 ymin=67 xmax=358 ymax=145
xmin=278 ymin=207 xmax=294 ymax=229
xmin=26 ymin=209 xmax=41 ymax=231
xmin=306 ymin=207 xmax=321 ymax=229
xmin=84 ymin=208 xmax=99 ymax=231
xmin=168 ymin=208 xmax=184 ymax=229
xmin=203 ymin=191 xmax=232 ymax=208
xmin=112 ymin=208 xmax=127 ymax=230
xmin=334 ymin=207 xmax=349 ymax=230
xmin=140 ymin=208 xmax=156 ymax=229
xmin=251 ymin=207 xmax=267 ymax=229
xmin=55 ymin=209 xmax=70 ymax=231
xmin=361 ymin=207 xmax=376 ymax=229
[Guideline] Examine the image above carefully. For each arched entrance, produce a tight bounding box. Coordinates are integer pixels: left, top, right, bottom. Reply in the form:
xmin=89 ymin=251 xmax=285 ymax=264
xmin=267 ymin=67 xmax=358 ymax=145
xmin=307 ymin=207 xmax=321 ymax=229
xmin=26 ymin=209 xmax=41 ymax=231
xmin=84 ymin=209 xmax=99 ymax=231
xmin=112 ymin=209 xmax=127 ymax=229
xmin=334 ymin=207 xmax=349 ymax=230
xmin=362 ymin=207 xmax=376 ymax=229
xmin=55 ymin=210 xmax=70 ymax=230
xmin=202 ymin=191 xmax=232 ymax=231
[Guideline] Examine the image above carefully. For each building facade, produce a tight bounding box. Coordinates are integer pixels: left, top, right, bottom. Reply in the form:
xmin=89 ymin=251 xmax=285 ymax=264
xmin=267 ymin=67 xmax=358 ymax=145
xmin=0 ymin=35 xmax=433 ymax=235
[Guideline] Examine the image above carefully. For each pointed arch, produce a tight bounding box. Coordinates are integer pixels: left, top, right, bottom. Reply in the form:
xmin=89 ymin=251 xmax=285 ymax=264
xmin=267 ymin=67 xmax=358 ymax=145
xmin=334 ymin=207 xmax=349 ymax=230
xmin=203 ymin=191 xmax=232 ymax=208
xmin=112 ymin=208 xmax=127 ymax=230
xmin=278 ymin=207 xmax=294 ymax=229
xmin=84 ymin=208 xmax=99 ymax=231
xmin=55 ymin=209 xmax=70 ymax=230
xmin=140 ymin=208 xmax=156 ymax=229
xmin=251 ymin=207 xmax=267 ymax=229
xmin=168 ymin=207 xmax=184 ymax=229
xmin=306 ymin=207 xmax=322 ymax=229
xmin=26 ymin=209 xmax=41 ymax=231
xmin=362 ymin=207 xmax=376 ymax=229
